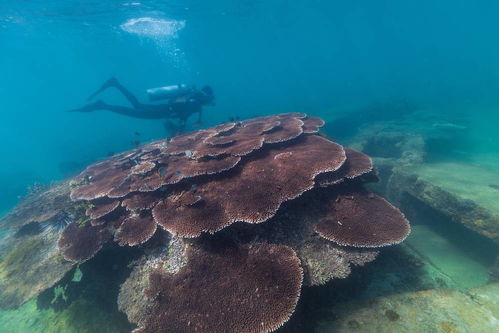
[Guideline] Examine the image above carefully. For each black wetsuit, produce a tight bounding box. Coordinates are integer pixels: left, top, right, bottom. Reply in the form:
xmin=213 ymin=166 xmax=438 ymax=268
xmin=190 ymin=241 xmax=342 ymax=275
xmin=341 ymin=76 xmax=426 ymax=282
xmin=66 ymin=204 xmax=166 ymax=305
xmin=70 ymin=78 xmax=208 ymax=125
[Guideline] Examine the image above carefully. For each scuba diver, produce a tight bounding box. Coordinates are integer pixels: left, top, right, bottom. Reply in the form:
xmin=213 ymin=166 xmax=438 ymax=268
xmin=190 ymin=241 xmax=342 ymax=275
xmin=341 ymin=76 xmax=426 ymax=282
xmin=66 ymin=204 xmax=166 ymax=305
xmin=68 ymin=77 xmax=215 ymax=132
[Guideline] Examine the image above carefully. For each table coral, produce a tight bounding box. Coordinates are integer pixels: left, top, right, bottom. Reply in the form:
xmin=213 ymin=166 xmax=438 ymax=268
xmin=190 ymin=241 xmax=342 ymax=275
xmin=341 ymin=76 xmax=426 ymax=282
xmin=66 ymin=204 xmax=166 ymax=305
xmin=0 ymin=113 xmax=410 ymax=332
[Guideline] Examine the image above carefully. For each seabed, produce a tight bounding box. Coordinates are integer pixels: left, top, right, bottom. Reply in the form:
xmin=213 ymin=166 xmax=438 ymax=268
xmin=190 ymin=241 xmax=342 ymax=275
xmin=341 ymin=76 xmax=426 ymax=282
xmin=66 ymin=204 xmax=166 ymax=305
xmin=1 ymin=108 xmax=499 ymax=333
xmin=310 ymin=105 xmax=499 ymax=333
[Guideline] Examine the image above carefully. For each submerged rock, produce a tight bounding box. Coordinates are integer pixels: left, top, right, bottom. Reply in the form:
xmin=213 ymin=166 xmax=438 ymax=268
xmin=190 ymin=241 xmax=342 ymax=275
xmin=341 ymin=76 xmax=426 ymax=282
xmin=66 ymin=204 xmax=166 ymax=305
xmin=388 ymin=164 xmax=499 ymax=244
xmin=0 ymin=181 xmax=72 ymax=231
xmin=0 ymin=181 xmax=75 ymax=309
xmin=317 ymin=282 xmax=499 ymax=333
xmin=0 ymin=229 xmax=74 ymax=309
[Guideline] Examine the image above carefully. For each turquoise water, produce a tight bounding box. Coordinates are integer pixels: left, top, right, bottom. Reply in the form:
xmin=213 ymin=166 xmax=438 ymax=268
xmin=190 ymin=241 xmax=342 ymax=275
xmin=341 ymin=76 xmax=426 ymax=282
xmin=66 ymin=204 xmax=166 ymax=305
xmin=1 ymin=1 xmax=499 ymax=332
xmin=2 ymin=0 xmax=499 ymax=212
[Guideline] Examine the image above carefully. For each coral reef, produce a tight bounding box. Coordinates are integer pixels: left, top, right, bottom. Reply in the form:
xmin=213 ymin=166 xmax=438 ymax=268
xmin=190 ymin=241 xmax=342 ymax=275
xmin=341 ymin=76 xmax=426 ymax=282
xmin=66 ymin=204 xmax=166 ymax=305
xmin=315 ymin=148 xmax=374 ymax=187
xmin=136 ymin=242 xmax=303 ymax=333
xmin=63 ymin=113 xmax=409 ymax=332
xmin=152 ymin=135 xmax=346 ymax=237
xmin=0 ymin=114 xmax=410 ymax=332
xmin=315 ymin=188 xmax=410 ymax=248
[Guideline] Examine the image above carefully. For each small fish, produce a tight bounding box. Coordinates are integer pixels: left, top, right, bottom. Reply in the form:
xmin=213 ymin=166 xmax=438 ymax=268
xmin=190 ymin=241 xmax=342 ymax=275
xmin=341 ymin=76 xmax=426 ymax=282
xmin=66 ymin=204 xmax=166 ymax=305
xmin=107 ymin=152 xmax=115 ymax=157
xmin=72 ymin=266 xmax=83 ymax=282
xmin=131 ymin=140 xmax=141 ymax=148
xmin=489 ymin=184 xmax=499 ymax=190
xmin=175 ymin=170 xmax=182 ymax=175
xmin=134 ymin=131 xmax=141 ymax=136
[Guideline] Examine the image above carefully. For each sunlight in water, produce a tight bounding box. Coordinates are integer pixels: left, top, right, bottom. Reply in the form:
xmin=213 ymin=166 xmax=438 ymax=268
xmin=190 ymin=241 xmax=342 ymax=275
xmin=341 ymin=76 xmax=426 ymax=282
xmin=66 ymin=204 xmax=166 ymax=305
xmin=120 ymin=16 xmax=188 ymax=68
xmin=120 ymin=17 xmax=185 ymax=37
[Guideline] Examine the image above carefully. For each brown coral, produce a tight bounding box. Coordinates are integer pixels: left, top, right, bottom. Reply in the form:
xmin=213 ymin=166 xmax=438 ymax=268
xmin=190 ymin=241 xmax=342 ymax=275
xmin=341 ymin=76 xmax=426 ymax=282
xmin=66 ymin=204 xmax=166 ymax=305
xmin=51 ymin=113 xmax=412 ymax=332
xmin=315 ymin=187 xmax=411 ymax=247
xmin=64 ymin=113 xmax=345 ymax=248
xmin=134 ymin=242 xmax=303 ymax=333
xmin=107 ymin=154 xmax=241 ymax=198
xmin=62 ymin=113 xmax=407 ymax=257
xmin=315 ymin=147 xmax=373 ymax=187
xmin=70 ymin=159 xmax=135 ymax=201
xmin=85 ymin=198 xmax=120 ymax=219
xmin=302 ymin=115 xmax=325 ymax=133
xmin=152 ymin=135 xmax=346 ymax=237
xmin=114 ymin=212 xmax=157 ymax=247
xmin=121 ymin=192 xmax=161 ymax=211
xmin=69 ymin=114 xmax=307 ymax=205
xmin=57 ymin=222 xmax=111 ymax=262
xmin=167 ymin=113 xmax=304 ymax=159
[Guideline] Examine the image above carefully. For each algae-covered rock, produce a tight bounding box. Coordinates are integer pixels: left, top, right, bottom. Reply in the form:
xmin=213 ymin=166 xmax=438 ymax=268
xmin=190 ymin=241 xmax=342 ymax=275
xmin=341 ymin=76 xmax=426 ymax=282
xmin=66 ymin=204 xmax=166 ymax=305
xmin=0 ymin=181 xmax=76 ymax=309
xmin=317 ymin=283 xmax=499 ymax=333
xmin=0 ymin=229 xmax=74 ymax=309
xmin=118 ymin=236 xmax=188 ymax=326
xmin=388 ymin=164 xmax=499 ymax=244
xmin=0 ymin=296 xmax=130 ymax=333
xmin=0 ymin=181 xmax=72 ymax=231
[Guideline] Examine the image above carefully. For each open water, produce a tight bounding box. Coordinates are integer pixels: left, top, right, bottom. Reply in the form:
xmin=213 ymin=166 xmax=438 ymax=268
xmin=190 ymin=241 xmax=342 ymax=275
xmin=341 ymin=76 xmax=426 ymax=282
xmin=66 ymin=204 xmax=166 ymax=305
xmin=1 ymin=1 xmax=499 ymax=332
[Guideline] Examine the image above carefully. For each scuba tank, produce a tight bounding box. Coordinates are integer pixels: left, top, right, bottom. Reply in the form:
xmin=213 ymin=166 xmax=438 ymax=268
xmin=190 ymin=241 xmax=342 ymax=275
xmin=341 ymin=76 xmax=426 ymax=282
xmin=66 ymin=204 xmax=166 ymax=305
xmin=146 ymin=84 xmax=192 ymax=101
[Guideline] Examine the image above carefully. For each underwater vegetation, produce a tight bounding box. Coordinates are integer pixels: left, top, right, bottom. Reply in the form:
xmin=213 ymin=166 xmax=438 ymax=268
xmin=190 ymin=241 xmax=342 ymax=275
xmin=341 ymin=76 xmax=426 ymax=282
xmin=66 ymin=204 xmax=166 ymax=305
xmin=0 ymin=113 xmax=410 ymax=332
xmin=0 ymin=182 xmax=75 ymax=309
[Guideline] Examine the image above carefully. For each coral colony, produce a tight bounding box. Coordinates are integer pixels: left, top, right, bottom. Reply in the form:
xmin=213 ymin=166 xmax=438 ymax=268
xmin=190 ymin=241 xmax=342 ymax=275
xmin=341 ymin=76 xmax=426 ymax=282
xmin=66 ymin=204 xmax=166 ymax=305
xmin=0 ymin=113 xmax=410 ymax=332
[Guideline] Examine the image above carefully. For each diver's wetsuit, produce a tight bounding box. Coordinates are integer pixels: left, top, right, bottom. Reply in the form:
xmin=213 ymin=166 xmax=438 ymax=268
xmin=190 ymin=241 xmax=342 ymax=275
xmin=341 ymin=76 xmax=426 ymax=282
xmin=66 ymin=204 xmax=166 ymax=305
xmin=69 ymin=78 xmax=207 ymax=125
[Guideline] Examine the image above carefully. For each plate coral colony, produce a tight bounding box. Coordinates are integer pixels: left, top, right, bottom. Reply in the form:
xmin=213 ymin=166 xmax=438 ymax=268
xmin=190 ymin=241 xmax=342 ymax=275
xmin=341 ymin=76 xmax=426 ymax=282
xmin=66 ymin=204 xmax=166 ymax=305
xmin=0 ymin=113 xmax=410 ymax=332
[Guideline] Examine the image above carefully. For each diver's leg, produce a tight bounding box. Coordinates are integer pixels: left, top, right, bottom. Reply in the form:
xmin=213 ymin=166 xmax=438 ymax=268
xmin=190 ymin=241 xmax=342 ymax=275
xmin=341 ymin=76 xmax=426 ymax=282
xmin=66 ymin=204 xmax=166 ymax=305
xmin=87 ymin=78 xmax=142 ymax=109
xmin=97 ymin=102 xmax=140 ymax=117
xmin=87 ymin=77 xmax=119 ymax=101
xmin=111 ymin=80 xmax=143 ymax=109
xmin=67 ymin=100 xmax=107 ymax=113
